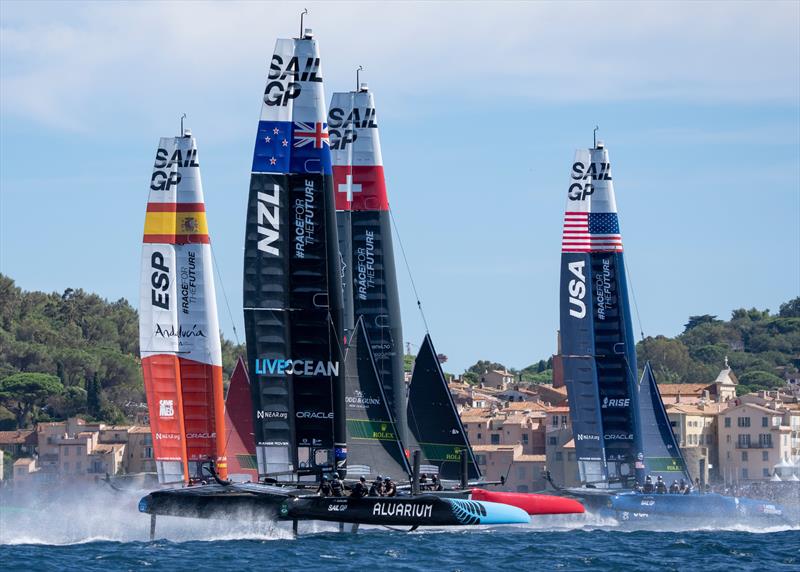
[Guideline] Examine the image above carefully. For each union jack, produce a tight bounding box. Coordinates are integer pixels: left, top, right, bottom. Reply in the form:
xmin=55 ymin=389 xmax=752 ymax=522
xmin=293 ymin=122 xmax=329 ymax=149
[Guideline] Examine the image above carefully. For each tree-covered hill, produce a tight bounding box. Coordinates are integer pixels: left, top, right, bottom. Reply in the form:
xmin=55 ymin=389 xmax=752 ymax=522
xmin=0 ymin=274 xmax=244 ymax=429
xmin=461 ymin=298 xmax=800 ymax=396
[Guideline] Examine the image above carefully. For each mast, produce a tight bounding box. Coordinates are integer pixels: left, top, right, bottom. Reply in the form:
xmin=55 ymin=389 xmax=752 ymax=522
xmin=559 ymin=139 xmax=641 ymax=487
xmin=329 ymin=82 xmax=408 ymax=446
xmin=140 ymin=129 xmax=228 ymax=483
xmin=244 ymin=28 xmax=346 ymax=481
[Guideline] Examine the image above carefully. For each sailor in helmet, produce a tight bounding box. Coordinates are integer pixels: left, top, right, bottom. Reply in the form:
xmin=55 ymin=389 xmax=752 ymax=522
xmin=655 ymin=475 xmax=667 ymax=494
xmin=316 ymin=475 xmax=332 ymax=497
xmin=431 ymin=474 xmax=443 ymax=491
xmin=350 ymin=476 xmax=368 ymax=498
xmin=419 ymin=473 xmax=429 ymax=490
xmin=642 ymin=475 xmax=654 ymax=494
xmin=369 ymin=475 xmax=384 ymax=497
xmin=330 ymin=474 xmax=344 ymax=496
xmin=383 ymin=476 xmax=397 ymax=497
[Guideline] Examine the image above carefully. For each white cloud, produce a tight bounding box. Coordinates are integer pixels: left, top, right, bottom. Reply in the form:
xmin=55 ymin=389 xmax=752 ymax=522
xmin=1 ymin=1 xmax=798 ymax=133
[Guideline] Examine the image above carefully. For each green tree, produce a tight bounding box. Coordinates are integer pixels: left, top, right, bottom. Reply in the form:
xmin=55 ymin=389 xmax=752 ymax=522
xmin=779 ymin=297 xmax=800 ymax=318
xmin=737 ymin=370 xmax=785 ymax=394
xmin=0 ymin=372 xmax=63 ymax=428
xmin=87 ymin=372 xmax=101 ymax=417
xmin=683 ymin=315 xmax=719 ymax=332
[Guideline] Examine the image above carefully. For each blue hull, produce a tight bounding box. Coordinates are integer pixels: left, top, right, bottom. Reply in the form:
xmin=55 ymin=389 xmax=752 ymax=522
xmin=578 ymin=491 xmax=785 ymax=523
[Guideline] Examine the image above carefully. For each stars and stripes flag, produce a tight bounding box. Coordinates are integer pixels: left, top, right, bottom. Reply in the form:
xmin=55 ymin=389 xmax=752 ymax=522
xmin=562 ymin=212 xmax=623 ymax=252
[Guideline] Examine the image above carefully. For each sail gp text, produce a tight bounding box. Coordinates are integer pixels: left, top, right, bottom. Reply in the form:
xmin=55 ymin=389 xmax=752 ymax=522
xmin=294 ymin=180 xmax=316 ymax=259
xmin=356 ymin=230 xmax=375 ymax=300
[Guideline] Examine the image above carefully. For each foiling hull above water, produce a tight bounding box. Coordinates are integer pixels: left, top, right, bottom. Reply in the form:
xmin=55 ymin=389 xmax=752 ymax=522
xmin=137 ymin=484 xmax=529 ymax=526
xmin=564 ymin=488 xmax=786 ymax=523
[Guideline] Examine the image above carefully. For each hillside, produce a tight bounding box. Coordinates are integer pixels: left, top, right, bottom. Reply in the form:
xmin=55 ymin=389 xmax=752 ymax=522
xmin=462 ymin=298 xmax=800 ymax=396
xmin=0 ymin=274 xmax=244 ymax=429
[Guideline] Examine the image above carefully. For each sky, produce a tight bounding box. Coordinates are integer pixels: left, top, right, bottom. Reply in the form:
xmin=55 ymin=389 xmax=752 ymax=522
xmin=1 ymin=1 xmax=798 ymax=374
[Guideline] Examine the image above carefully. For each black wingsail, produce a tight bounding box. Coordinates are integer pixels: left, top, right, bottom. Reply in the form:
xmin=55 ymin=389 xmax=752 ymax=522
xmin=344 ymin=317 xmax=411 ymax=480
xmin=330 ymin=86 xmax=407 ymax=445
xmin=243 ymin=34 xmax=346 ymax=481
xmin=407 ymin=335 xmax=481 ymax=481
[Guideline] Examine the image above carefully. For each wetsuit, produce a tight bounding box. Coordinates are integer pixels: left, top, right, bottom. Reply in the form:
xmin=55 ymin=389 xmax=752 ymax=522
xmin=369 ymin=482 xmax=383 ymax=497
xmin=317 ymin=481 xmax=332 ymax=496
xmin=384 ymin=480 xmax=397 ymax=497
xmin=331 ymin=479 xmax=344 ymax=496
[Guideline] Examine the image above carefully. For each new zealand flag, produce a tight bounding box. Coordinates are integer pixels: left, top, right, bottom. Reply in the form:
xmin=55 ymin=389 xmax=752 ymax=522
xmin=291 ymin=121 xmax=332 ymax=175
xmin=252 ymin=121 xmax=292 ymax=173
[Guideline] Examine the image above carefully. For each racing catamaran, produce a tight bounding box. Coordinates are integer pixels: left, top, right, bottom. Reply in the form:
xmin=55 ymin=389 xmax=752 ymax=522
xmin=556 ymin=139 xmax=784 ymax=522
xmin=138 ymin=27 xmax=529 ymax=531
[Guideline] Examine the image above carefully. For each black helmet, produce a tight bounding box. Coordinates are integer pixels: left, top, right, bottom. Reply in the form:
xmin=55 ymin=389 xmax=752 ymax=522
xmin=359 ymin=476 xmax=366 ymax=482
xmin=432 ymin=474 xmax=439 ymax=480
xmin=321 ymin=475 xmax=329 ymax=481
xmin=375 ymin=475 xmax=383 ymax=481
xmin=645 ymin=475 xmax=652 ymax=482
xmin=384 ymin=477 xmax=391 ymax=482
xmin=657 ymin=475 xmax=664 ymax=481
xmin=420 ymin=473 xmax=427 ymax=478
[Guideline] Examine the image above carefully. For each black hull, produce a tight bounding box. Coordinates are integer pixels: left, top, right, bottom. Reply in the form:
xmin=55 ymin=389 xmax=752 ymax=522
xmin=138 ymin=484 xmax=529 ymax=526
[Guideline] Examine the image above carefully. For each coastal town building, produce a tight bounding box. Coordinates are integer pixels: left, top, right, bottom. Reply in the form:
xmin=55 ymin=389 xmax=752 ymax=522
xmin=472 ymin=443 xmax=546 ymax=493
xmin=10 ymin=417 xmax=155 ymax=485
xmin=717 ymin=401 xmax=794 ymax=483
xmin=666 ymin=403 xmax=723 ymax=483
xmin=478 ymin=369 xmax=515 ymax=390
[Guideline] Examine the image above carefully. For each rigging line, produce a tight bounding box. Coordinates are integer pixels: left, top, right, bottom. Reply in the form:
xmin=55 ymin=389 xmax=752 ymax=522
xmin=210 ymin=241 xmax=241 ymax=346
xmin=388 ymin=207 xmax=430 ymax=334
xmin=624 ymin=248 xmax=646 ymax=342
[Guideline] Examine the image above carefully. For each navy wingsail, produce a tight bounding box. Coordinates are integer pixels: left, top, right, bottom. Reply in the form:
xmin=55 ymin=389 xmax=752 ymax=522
xmin=407 ymin=335 xmax=481 ymax=481
xmin=638 ymin=361 xmax=691 ymax=483
xmin=243 ymin=33 xmax=346 ymax=481
xmin=559 ymin=142 xmax=642 ymax=487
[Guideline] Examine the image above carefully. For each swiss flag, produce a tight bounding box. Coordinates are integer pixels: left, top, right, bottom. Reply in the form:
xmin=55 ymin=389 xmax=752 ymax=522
xmin=333 ymin=165 xmax=388 ymax=212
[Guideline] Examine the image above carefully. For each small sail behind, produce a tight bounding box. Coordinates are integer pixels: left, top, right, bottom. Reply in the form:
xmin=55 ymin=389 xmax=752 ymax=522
xmin=330 ymin=85 xmax=407 ymax=445
xmin=140 ymin=132 xmax=227 ymax=483
xmin=407 ymin=335 xmax=480 ymax=481
xmin=638 ymin=362 xmax=691 ymax=483
xmin=559 ymin=142 xmax=640 ymax=487
xmin=243 ymin=33 xmax=346 ymax=481
xmin=224 ymin=357 xmax=258 ymax=482
xmin=344 ymin=317 xmax=411 ymax=480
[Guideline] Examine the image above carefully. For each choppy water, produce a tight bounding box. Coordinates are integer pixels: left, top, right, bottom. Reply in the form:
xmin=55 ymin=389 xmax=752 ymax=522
xmin=1 ymin=486 xmax=798 ymax=571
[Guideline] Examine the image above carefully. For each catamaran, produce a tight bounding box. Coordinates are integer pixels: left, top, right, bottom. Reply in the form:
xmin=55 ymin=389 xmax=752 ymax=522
xmin=556 ymin=139 xmax=785 ymax=523
xmin=138 ymin=26 xmax=530 ymax=532
xmin=329 ymin=79 xmax=583 ymax=517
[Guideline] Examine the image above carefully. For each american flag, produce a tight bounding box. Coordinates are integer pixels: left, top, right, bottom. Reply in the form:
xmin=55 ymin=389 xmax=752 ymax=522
xmin=562 ymin=212 xmax=623 ymax=252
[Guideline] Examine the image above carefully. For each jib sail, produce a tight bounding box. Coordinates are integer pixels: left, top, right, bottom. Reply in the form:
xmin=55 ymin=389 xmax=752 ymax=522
xmin=407 ymin=335 xmax=481 ymax=481
xmin=344 ymin=316 xmax=411 ymax=480
xmin=559 ymin=142 xmax=641 ymax=487
xmin=638 ymin=361 xmax=691 ymax=483
xmin=139 ymin=131 xmax=227 ymax=484
xmin=223 ymin=357 xmax=258 ymax=482
xmin=243 ymin=32 xmax=347 ymax=481
xmin=329 ymin=84 xmax=407 ymax=445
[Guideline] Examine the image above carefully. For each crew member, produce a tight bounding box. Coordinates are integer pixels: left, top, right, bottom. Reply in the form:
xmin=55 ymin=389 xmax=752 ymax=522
xmin=369 ymin=476 xmax=384 ymax=497
xmin=419 ymin=473 xmax=429 ymax=490
xmin=317 ymin=475 xmax=332 ymax=497
xmin=669 ymin=480 xmax=680 ymax=494
xmin=642 ymin=475 xmax=654 ymax=493
xmin=431 ymin=474 xmax=443 ymax=491
xmin=679 ymin=479 xmax=687 ymax=494
xmin=331 ymin=475 xmax=344 ymax=496
xmin=655 ymin=475 xmax=667 ymax=494
xmin=350 ymin=476 xmax=368 ymax=498
xmin=383 ymin=477 xmax=397 ymax=497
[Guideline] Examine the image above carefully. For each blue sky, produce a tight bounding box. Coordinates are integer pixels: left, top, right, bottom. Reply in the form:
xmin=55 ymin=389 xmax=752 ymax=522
xmin=1 ymin=1 xmax=798 ymax=373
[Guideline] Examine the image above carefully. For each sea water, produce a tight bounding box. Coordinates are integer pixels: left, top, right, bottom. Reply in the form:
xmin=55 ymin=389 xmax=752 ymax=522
xmin=1 ymin=486 xmax=798 ymax=571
